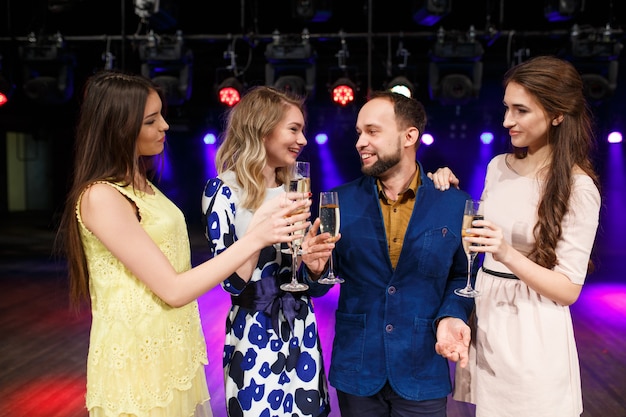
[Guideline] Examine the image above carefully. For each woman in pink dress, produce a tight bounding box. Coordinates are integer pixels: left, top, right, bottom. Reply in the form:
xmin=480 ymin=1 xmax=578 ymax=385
xmin=432 ymin=55 xmax=601 ymax=416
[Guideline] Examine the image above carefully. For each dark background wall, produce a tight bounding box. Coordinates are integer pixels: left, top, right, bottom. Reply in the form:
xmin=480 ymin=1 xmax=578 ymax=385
xmin=0 ymin=0 xmax=624 ymax=238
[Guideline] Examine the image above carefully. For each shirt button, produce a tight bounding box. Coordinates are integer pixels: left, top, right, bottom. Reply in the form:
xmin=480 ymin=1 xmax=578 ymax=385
xmin=385 ymin=324 xmax=394 ymax=332
xmin=392 ymin=238 xmax=398 ymax=243
xmin=388 ymin=286 xmax=396 ymax=295
xmin=393 ymin=208 xmax=398 ymax=213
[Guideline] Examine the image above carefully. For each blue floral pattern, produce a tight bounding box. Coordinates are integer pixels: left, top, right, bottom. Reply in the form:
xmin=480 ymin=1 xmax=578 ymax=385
xmin=202 ymin=175 xmax=330 ymax=417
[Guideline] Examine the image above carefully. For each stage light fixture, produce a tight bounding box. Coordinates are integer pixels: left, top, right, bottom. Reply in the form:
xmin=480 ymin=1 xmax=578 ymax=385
xmin=383 ymin=41 xmax=417 ymax=99
xmin=421 ymin=133 xmax=434 ymax=146
xmin=216 ymin=77 xmax=243 ymax=107
xmin=315 ymin=133 xmax=328 ymax=145
xmin=214 ymin=43 xmax=246 ymax=107
xmin=480 ymin=131 xmax=495 ymax=145
xmin=330 ymin=77 xmax=356 ymax=106
xmin=581 ymin=71 xmax=617 ymax=102
xmin=134 ymin=0 xmax=159 ymax=20
xmin=133 ymin=0 xmax=178 ymax=31
xmin=607 ymin=131 xmax=622 ymax=144
xmin=140 ymin=30 xmax=192 ymax=107
xmin=19 ymin=33 xmax=75 ymax=105
xmin=412 ymin=0 xmax=451 ymax=26
xmin=274 ymin=75 xmax=308 ymax=96
xmin=327 ymin=36 xmax=360 ymax=106
xmin=203 ymin=132 xmax=217 ymax=145
xmin=570 ymin=26 xmax=623 ymax=104
xmin=292 ymin=0 xmax=332 ymax=22
xmin=387 ymin=76 xmax=415 ymax=98
xmin=265 ymin=30 xmax=316 ymax=98
xmin=544 ymin=0 xmax=583 ymax=22
xmin=0 ymin=56 xmax=14 ymax=107
xmin=0 ymin=75 xmax=13 ymax=107
xmin=428 ymin=28 xmax=484 ymax=106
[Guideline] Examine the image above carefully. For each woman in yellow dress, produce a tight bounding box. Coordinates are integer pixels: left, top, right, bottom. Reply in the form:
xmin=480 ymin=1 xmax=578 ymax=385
xmin=56 ymin=70 xmax=311 ymax=417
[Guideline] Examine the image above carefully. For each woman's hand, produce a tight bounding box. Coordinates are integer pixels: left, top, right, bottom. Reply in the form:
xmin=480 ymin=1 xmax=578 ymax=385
xmin=465 ymin=218 xmax=513 ymax=264
xmin=301 ymin=218 xmax=340 ymax=277
xmin=427 ymin=167 xmax=460 ymax=191
xmin=467 ymin=218 xmax=582 ymax=306
xmin=247 ymin=192 xmax=311 ymax=247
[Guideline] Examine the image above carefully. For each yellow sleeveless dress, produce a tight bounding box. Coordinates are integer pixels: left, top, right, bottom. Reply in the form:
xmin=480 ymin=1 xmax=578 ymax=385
xmin=77 ymin=181 xmax=212 ymax=417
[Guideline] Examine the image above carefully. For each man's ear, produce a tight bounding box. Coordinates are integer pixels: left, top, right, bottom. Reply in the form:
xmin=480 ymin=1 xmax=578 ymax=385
xmin=405 ymin=127 xmax=419 ymax=147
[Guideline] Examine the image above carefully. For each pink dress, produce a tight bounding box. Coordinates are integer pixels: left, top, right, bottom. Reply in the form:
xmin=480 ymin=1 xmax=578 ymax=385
xmin=453 ymin=154 xmax=601 ymax=417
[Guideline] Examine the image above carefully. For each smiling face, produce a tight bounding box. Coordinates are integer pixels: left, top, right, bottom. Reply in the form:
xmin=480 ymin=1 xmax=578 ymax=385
xmin=355 ymin=97 xmax=403 ymax=177
xmin=263 ymin=103 xmax=307 ymax=170
xmin=502 ymin=81 xmax=554 ymax=153
xmin=135 ymin=90 xmax=169 ymax=157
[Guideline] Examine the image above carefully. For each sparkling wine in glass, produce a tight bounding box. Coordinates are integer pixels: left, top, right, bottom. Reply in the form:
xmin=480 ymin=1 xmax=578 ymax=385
xmin=317 ymin=191 xmax=344 ymax=284
xmin=281 ymin=162 xmax=311 ymax=255
xmin=280 ymin=161 xmax=310 ymax=292
xmin=455 ymin=199 xmax=483 ymax=298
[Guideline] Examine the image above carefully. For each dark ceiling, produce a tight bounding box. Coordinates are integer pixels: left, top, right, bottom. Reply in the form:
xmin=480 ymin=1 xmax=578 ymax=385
xmin=0 ymin=1 xmax=625 ymax=113
xmin=2 ymin=0 xmax=623 ymax=37
xmin=1 ymin=0 xmax=624 ymax=219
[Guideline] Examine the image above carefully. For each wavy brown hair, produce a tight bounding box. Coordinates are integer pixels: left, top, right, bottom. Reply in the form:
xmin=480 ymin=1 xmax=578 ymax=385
xmin=55 ymin=70 xmax=165 ymax=309
xmin=504 ymin=55 xmax=600 ymax=269
xmin=214 ymin=86 xmax=306 ymax=210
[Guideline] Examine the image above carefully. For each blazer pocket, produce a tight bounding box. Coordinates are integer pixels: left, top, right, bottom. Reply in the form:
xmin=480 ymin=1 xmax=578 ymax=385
xmin=411 ymin=317 xmax=438 ymax=378
xmin=332 ymin=311 xmax=366 ymax=372
xmin=417 ymin=226 xmax=459 ymax=278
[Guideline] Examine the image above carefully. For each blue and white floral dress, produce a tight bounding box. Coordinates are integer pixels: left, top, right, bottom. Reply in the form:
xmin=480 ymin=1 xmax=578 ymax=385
xmin=202 ymin=171 xmax=330 ymax=417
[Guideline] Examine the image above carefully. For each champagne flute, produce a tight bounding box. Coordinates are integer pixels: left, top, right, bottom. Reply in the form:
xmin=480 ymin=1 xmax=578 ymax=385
xmin=281 ymin=162 xmax=311 ymax=256
xmin=455 ymin=199 xmax=483 ymax=298
xmin=317 ymin=191 xmax=344 ymax=285
xmin=280 ymin=161 xmax=311 ymax=292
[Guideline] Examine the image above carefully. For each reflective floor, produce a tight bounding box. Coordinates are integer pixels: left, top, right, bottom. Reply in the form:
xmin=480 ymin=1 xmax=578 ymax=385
xmin=1 ymin=211 xmax=624 ymax=417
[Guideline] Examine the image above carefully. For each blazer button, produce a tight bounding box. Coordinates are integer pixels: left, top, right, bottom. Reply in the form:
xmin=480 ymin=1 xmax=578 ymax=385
xmin=385 ymin=324 xmax=394 ymax=332
xmin=388 ymin=286 xmax=396 ymax=295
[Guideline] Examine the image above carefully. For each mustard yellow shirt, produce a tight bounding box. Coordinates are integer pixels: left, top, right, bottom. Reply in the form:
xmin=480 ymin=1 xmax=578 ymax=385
xmin=377 ymin=165 xmax=420 ymax=269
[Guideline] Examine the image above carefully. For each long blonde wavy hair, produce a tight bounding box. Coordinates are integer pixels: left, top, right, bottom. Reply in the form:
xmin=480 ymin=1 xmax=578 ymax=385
xmin=215 ymin=86 xmax=306 ymax=210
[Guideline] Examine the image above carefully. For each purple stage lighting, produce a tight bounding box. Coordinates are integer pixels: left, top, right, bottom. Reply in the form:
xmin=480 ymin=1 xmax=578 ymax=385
xmin=608 ymin=131 xmax=623 ymax=144
xmin=203 ymin=133 xmax=217 ymax=145
xmin=480 ymin=131 xmax=494 ymax=144
xmin=315 ymin=133 xmax=328 ymax=145
xmin=421 ymin=133 xmax=434 ymax=146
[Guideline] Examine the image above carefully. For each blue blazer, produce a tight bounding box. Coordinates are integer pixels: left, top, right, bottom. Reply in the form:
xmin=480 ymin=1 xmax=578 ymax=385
xmin=326 ymin=163 xmax=474 ymax=401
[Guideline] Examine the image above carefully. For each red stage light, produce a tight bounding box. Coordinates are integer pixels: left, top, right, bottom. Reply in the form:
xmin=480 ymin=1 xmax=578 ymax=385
xmin=0 ymin=74 xmax=14 ymax=107
xmin=218 ymin=86 xmax=241 ymax=107
xmin=216 ymin=77 xmax=244 ymax=107
xmin=331 ymin=81 xmax=355 ymax=106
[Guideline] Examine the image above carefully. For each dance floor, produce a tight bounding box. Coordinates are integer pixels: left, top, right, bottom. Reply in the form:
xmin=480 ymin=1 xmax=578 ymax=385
xmin=1 ymin=211 xmax=625 ymax=417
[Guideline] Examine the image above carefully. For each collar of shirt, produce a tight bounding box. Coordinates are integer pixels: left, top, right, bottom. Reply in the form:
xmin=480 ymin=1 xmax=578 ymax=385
xmin=376 ymin=164 xmax=420 ymax=268
xmin=376 ymin=164 xmax=421 ymax=204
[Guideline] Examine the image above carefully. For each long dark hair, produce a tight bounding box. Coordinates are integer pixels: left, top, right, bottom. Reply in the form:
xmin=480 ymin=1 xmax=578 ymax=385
xmin=505 ymin=55 xmax=600 ymax=269
xmin=56 ymin=70 xmax=165 ymax=308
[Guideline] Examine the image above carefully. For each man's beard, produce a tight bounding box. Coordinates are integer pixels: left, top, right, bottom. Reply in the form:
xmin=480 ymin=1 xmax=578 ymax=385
xmin=361 ymin=147 xmax=401 ymax=177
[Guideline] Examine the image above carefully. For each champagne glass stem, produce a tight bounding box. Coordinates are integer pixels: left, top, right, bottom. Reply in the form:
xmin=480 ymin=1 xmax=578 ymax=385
xmin=291 ymin=246 xmax=298 ymax=284
xmin=455 ymin=253 xmax=478 ymax=297
xmin=466 ymin=255 xmax=473 ymax=290
xmin=280 ymin=241 xmax=308 ymax=292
